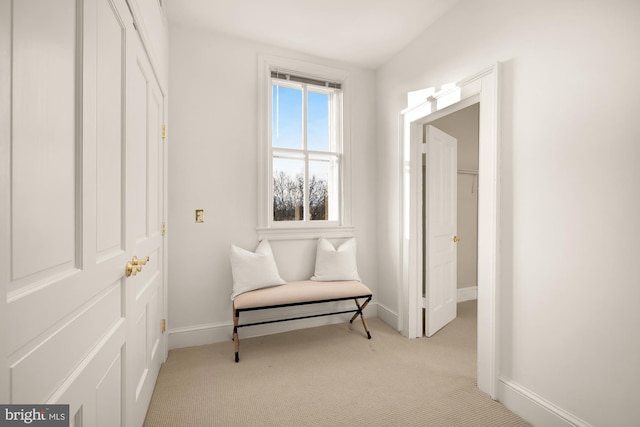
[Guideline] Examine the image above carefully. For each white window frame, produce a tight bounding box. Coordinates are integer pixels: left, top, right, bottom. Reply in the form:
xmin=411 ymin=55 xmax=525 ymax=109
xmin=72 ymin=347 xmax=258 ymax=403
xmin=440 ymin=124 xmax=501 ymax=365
xmin=257 ymin=54 xmax=353 ymax=240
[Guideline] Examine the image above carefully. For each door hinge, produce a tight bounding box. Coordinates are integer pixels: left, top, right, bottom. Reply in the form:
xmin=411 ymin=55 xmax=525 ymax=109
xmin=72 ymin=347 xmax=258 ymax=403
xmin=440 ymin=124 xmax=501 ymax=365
xmin=421 ymin=143 xmax=427 ymax=154
xmin=161 ymin=319 xmax=166 ymax=334
xmin=161 ymin=222 xmax=166 ymax=236
xmin=162 ymin=124 xmax=167 ymax=139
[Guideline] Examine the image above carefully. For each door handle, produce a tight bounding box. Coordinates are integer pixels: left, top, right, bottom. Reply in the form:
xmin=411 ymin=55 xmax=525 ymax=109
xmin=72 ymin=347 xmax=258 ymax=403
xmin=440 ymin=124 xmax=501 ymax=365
xmin=126 ymin=256 xmax=150 ymax=277
xmin=453 ymin=236 xmax=460 ymax=243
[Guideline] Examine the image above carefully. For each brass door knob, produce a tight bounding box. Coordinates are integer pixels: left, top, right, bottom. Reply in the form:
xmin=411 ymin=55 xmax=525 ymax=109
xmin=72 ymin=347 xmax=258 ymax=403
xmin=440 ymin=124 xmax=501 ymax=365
xmin=453 ymin=236 xmax=460 ymax=243
xmin=126 ymin=256 xmax=150 ymax=277
xmin=132 ymin=256 xmax=150 ymax=266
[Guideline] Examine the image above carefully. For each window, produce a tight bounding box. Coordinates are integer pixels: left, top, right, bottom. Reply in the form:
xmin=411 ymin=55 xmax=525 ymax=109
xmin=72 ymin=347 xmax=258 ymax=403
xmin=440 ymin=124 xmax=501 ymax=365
xmin=272 ymin=74 xmax=340 ymax=222
xmin=258 ymin=55 xmax=353 ymax=239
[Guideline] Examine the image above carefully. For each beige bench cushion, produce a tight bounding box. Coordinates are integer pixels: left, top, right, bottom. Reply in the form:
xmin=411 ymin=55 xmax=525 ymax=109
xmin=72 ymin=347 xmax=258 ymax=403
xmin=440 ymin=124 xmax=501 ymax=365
xmin=233 ymin=280 xmax=372 ymax=310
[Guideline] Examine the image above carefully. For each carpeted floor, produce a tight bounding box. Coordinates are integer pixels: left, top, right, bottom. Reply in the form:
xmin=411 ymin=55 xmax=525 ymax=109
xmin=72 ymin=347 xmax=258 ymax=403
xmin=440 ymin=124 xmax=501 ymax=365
xmin=143 ymin=301 xmax=530 ymax=426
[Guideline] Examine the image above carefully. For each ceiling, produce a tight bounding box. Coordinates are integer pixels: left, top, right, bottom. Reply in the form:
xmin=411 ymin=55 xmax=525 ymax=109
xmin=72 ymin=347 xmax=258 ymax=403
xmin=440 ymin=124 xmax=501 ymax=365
xmin=164 ymin=0 xmax=460 ymax=69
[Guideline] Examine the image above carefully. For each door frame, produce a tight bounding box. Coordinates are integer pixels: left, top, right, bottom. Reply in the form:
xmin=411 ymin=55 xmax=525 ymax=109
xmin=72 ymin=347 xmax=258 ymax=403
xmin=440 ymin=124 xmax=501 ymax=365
xmin=399 ymin=63 xmax=501 ymax=398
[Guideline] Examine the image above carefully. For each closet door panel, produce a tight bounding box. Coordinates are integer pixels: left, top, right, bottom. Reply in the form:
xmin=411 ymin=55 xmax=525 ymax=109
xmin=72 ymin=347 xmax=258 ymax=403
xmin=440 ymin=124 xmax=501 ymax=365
xmin=9 ymin=282 xmax=121 ymax=403
xmin=96 ymin=0 xmax=125 ymax=260
xmin=11 ymin=0 xmax=78 ymax=286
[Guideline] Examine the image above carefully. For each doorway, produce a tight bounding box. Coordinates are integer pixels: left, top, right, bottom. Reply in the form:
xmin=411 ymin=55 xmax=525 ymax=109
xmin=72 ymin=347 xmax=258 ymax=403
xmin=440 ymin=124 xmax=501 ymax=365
xmin=400 ymin=64 xmax=501 ymax=398
xmin=423 ymin=103 xmax=480 ymax=337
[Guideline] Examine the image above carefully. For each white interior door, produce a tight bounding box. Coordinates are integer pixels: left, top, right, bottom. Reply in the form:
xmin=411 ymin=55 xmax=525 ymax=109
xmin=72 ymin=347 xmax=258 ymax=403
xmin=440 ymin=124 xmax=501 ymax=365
xmin=125 ymin=30 xmax=165 ymax=427
xmin=424 ymin=125 xmax=458 ymax=337
xmin=2 ymin=0 xmax=129 ymax=421
xmin=0 ymin=1 xmax=165 ymax=425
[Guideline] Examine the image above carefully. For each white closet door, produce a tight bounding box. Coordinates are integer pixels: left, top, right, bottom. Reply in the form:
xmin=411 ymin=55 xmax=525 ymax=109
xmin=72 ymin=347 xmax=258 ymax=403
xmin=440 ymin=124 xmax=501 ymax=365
xmin=0 ymin=0 xmax=10 ymax=404
xmin=424 ymin=125 xmax=458 ymax=337
xmin=1 ymin=0 xmax=129 ymax=418
xmin=0 ymin=1 xmax=165 ymax=426
xmin=124 ymin=29 xmax=165 ymax=427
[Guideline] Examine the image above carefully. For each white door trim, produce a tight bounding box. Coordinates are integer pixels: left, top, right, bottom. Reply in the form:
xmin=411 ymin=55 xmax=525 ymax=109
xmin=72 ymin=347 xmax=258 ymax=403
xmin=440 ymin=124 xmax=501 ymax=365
xmin=399 ymin=63 xmax=501 ymax=398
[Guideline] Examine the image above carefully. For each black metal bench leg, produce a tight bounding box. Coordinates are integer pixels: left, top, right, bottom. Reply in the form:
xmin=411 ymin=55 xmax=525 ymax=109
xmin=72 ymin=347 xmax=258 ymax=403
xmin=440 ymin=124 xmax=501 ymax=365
xmin=350 ymin=298 xmax=372 ymax=339
xmin=233 ymin=307 xmax=240 ymax=362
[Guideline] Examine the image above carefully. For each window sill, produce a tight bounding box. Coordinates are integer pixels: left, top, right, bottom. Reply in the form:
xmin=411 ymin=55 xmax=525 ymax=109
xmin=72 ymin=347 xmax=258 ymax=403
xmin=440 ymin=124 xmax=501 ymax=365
xmin=256 ymin=225 xmax=355 ymax=241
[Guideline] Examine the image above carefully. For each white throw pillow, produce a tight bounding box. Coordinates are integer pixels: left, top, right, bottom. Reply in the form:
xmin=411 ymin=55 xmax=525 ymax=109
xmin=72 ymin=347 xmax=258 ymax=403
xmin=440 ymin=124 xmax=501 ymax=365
xmin=311 ymin=237 xmax=361 ymax=282
xmin=230 ymin=240 xmax=286 ymax=300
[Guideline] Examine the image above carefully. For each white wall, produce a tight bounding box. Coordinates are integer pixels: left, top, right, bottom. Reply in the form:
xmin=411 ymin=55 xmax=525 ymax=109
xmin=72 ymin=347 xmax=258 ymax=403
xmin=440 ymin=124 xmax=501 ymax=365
xmin=376 ymin=0 xmax=640 ymax=425
xmin=167 ymin=25 xmax=378 ymax=348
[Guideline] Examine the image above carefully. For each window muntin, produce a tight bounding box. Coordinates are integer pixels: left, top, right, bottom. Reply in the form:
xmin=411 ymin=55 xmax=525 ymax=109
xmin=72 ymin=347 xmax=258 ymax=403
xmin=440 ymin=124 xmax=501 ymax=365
xmin=270 ymin=77 xmax=341 ymax=224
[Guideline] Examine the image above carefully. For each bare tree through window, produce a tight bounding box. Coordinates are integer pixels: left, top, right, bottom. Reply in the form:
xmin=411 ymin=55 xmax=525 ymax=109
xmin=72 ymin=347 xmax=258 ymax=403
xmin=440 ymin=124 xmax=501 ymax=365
xmin=273 ymin=172 xmax=327 ymax=221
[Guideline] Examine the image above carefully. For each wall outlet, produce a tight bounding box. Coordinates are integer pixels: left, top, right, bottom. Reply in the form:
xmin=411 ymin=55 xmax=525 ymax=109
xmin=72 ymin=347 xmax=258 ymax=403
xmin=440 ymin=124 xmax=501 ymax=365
xmin=195 ymin=209 xmax=204 ymax=223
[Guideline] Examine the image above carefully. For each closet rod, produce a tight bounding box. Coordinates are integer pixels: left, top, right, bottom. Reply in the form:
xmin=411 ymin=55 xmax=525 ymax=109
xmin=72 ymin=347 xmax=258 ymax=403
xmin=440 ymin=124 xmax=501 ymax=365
xmin=458 ymin=169 xmax=478 ymax=175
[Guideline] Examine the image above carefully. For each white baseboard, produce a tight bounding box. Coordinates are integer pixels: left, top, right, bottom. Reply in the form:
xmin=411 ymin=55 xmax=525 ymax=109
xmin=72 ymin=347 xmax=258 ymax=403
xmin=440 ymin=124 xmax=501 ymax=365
xmin=376 ymin=302 xmax=398 ymax=330
xmin=168 ymin=321 xmax=232 ymax=350
xmin=499 ymin=377 xmax=592 ymax=427
xmin=457 ymin=286 xmax=477 ymax=302
xmin=168 ymin=302 xmax=378 ymax=350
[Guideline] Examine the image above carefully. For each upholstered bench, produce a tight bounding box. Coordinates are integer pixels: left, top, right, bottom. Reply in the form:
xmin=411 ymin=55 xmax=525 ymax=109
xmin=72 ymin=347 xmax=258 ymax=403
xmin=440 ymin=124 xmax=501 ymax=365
xmin=232 ymin=280 xmax=373 ymax=362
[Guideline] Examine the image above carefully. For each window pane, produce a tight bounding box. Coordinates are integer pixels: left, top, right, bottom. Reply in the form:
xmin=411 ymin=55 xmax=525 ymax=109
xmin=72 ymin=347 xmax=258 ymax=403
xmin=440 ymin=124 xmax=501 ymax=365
xmin=273 ymin=158 xmax=304 ymax=221
xmin=272 ymin=85 xmax=302 ymax=149
xmin=309 ymin=157 xmax=338 ymax=221
xmin=307 ymin=91 xmax=330 ymax=152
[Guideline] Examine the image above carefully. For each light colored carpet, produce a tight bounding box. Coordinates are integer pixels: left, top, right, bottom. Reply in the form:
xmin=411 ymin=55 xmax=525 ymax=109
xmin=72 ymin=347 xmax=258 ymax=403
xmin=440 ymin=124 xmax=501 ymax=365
xmin=144 ymin=301 xmax=530 ymax=426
